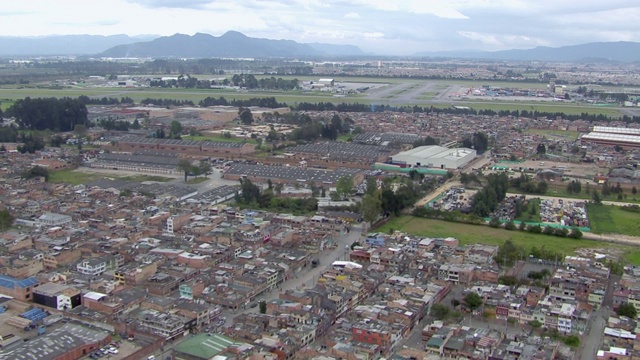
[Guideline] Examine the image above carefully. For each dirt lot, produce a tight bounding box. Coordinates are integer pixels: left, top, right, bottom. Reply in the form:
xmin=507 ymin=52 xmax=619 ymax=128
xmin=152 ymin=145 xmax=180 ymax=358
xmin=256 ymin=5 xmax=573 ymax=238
xmin=496 ymin=159 xmax=607 ymax=179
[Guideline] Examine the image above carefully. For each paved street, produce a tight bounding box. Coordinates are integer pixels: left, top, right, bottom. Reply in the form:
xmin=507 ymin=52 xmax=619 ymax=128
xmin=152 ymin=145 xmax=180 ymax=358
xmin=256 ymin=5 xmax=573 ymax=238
xmin=218 ymin=224 xmax=364 ymax=320
xmin=576 ymin=274 xmax=618 ymax=360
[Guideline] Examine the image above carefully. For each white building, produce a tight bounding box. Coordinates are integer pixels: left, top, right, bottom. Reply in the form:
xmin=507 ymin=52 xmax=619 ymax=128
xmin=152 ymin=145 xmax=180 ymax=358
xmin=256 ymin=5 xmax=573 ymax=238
xmin=36 ymin=213 xmax=72 ymax=227
xmin=391 ymin=145 xmax=476 ymax=170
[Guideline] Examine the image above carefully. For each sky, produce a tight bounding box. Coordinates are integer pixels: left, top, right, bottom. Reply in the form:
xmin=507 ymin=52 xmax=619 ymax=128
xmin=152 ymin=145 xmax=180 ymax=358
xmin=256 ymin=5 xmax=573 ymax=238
xmin=2 ymin=0 xmax=640 ymax=55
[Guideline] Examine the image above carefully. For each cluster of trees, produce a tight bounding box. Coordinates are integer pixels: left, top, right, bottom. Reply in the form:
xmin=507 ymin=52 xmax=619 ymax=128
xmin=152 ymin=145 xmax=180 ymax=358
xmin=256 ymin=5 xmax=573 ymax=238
xmin=230 ymin=74 xmax=299 ymax=90
xmin=461 ymin=131 xmax=489 ymax=154
xmin=616 ymin=302 xmax=638 ymax=319
xmin=23 ymin=166 xmax=50 ymax=181
xmin=199 ymin=96 xmax=286 ymax=109
xmin=496 ymin=240 xmax=565 ymax=267
xmin=7 ymin=97 xmax=88 ymax=131
xmin=0 ymin=127 xmax=17 ymax=142
xmin=600 ymin=182 xmax=624 ymax=197
xmin=287 ymin=114 xmax=353 ymax=142
xmin=99 ymin=118 xmax=141 ymax=131
xmin=77 ymin=95 xmax=134 ymax=105
xmin=0 ymin=209 xmax=14 ymax=231
xmin=295 ymin=102 xmax=371 ymax=112
xmin=176 ymin=159 xmax=211 ymax=182
xmin=471 ymin=173 xmax=509 ymax=217
xmin=510 ymin=174 xmax=548 ymax=195
xmin=140 ymin=98 xmax=195 ymax=107
xmin=360 ymin=175 xmax=436 ymax=224
xmin=412 ymin=136 xmax=439 ymax=147
xmin=238 ymin=107 xmax=253 ymax=125
xmin=235 ymin=178 xmax=318 ymax=213
xmin=16 ymin=133 xmax=46 ymax=154
xmin=566 ymin=180 xmax=582 ymax=194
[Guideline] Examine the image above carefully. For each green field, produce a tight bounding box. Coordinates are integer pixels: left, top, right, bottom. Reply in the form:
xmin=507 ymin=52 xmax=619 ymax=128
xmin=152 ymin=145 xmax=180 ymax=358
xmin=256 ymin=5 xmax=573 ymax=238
xmin=49 ymin=169 xmax=173 ymax=185
xmin=444 ymin=101 xmax=624 ymax=117
xmin=0 ymin=87 xmax=348 ymax=106
xmin=587 ymin=204 xmax=640 ymax=237
xmin=539 ymin=183 xmax=640 ymax=204
xmin=376 ymin=215 xmax=634 ymax=257
xmin=1 ymin=99 xmax=13 ymax=111
xmin=526 ymin=128 xmax=581 ymax=140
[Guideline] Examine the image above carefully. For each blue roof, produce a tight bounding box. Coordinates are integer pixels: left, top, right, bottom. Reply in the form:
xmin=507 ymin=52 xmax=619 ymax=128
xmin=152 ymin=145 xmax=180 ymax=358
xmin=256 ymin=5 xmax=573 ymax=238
xmin=0 ymin=275 xmax=39 ymax=289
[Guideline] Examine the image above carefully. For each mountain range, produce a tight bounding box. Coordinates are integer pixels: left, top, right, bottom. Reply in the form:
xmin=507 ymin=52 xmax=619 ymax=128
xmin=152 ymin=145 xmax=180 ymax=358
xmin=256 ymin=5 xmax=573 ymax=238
xmin=98 ymin=31 xmax=366 ymax=58
xmin=1 ymin=31 xmax=639 ymax=62
xmin=0 ymin=34 xmax=157 ymax=56
xmin=414 ymin=41 xmax=640 ymax=63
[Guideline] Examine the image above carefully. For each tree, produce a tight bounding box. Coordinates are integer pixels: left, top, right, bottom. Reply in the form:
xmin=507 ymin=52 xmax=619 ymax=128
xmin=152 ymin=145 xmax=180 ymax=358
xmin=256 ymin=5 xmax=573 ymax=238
xmin=73 ymin=124 xmax=87 ymax=138
xmin=567 ymin=228 xmax=582 ymax=239
xmin=464 ymin=292 xmax=483 ymax=310
xmin=169 ymin=121 xmax=183 ymax=139
xmin=259 ymin=301 xmax=267 ymax=314
xmin=0 ymin=209 xmax=14 ymax=231
xmin=592 ymin=190 xmax=602 ymax=204
xmin=23 ymin=166 xmax=50 ymax=181
xmin=239 ymin=107 xmax=253 ymax=125
xmin=536 ymin=143 xmax=546 ymax=155
xmin=365 ymin=177 xmax=377 ymax=196
xmin=528 ymin=320 xmax=542 ymax=329
xmin=177 ymin=159 xmax=193 ymax=182
xmin=430 ymin=304 xmax=450 ymax=320
xmin=616 ymin=302 xmax=637 ymax=319
xmin=633 ymin=186 xmax=638 ymax=195
xmin=336 ymin=176 xmax=354 ymax=200
xmin=361 ymin=194 xmax=382 ymax=224
xmin=198 ymin=160 xmax=212 ymax=178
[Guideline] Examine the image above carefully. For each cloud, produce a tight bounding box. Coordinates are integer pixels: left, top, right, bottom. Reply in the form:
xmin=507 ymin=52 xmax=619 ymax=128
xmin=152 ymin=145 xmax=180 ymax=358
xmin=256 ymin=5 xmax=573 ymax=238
xmin=125 ymin=0 xmax=212 ymax=9
xmin=344 ymin=12 xmax=360 ymax=19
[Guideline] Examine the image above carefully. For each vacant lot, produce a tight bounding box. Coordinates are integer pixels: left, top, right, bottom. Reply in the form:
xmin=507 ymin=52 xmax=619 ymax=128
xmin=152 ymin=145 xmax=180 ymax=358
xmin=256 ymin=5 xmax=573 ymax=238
xmin=376 ymin=216 xmax=634 ymax=257
xmin=525 ymin=128 xmax=581 ymax=141
xmin=587 ymin=204 xmax=640 ymax=237
xmin=50 ymin=169 xmax=173 ymax=185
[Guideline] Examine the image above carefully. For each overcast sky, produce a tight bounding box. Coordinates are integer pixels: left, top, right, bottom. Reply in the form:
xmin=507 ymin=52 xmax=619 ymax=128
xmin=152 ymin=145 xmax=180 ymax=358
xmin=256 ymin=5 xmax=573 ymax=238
xmin=2 ymin=0 xmax=640 ymax=55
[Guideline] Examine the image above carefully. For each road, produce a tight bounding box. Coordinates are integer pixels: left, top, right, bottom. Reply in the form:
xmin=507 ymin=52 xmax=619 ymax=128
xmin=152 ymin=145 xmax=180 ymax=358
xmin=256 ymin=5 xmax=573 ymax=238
xmin=219 ymin=224 xmax=364 ymax=320
xmin=575 ymin=274 xmax=618 ymax=360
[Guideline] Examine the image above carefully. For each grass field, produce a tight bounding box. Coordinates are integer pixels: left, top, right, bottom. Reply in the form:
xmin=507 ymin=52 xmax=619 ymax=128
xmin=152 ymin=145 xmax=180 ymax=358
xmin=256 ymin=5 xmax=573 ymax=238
xmin=0 ymin=87 xmax=351 ymax=106
xmin=587 ymin=204 xmax=640 ymax=237
xmin=526 ymin=128 xmax=581 ymax=140
xmin=376 ymin=216 xmax=634 ymax=257
xmin=541 ymin=183 xmax=640 ymax=204
xmin=446 ymin=101 xmax=624 ymax=117
xmin=49 ymin=169 xmax=172 ymax=185
xmin=0 ymin=99 xmax=13 ymax=111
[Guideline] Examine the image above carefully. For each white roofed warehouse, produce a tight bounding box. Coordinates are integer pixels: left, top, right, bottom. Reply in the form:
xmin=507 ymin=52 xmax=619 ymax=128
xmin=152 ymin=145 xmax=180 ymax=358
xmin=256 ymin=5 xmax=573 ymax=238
xmin=390 ymin=145 xmax=477 ymax=170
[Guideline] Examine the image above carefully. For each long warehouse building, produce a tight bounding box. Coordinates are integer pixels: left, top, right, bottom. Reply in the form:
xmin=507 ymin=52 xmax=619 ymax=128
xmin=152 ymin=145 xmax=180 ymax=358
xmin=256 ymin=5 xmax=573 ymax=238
xmin=581 ymin=126 xmax=640 ymax=149
xmin=390 ymin=145 xmax=477 ymax=170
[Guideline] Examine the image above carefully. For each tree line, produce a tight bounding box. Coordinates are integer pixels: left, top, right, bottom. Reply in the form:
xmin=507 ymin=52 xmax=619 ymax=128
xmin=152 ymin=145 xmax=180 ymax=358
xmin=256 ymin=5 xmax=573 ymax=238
xmin=199 ymin=96 xmax=286 ymax=109
xmin=77 ymin=95 xmax=134 ymax=105
xmin=6 ymin=97 xmax=88 ymax=132
xmin=471 ymin=173 xmax=509 ymax=217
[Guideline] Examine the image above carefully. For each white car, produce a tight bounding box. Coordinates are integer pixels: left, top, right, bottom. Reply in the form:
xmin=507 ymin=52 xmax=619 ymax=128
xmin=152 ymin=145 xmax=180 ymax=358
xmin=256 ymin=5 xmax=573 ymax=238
xmin=108 ymin=347 xmax=118 ymax=354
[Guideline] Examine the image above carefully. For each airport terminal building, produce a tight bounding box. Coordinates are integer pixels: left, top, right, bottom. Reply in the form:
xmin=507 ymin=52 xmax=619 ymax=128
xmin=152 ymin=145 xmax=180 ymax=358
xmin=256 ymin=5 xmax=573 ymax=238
xmin=390 ymin=145 xmax=477 ymax=170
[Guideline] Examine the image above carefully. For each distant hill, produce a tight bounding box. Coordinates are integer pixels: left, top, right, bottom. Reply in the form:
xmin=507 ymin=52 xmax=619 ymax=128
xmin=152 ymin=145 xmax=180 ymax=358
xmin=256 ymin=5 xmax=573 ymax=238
xmin=414 ymin=42 xmax=640 ymax=62
xmin=98 ymin=31 xmax=366 ymax=58
xmin=0 ymin=35 xmax=158 ymax=56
